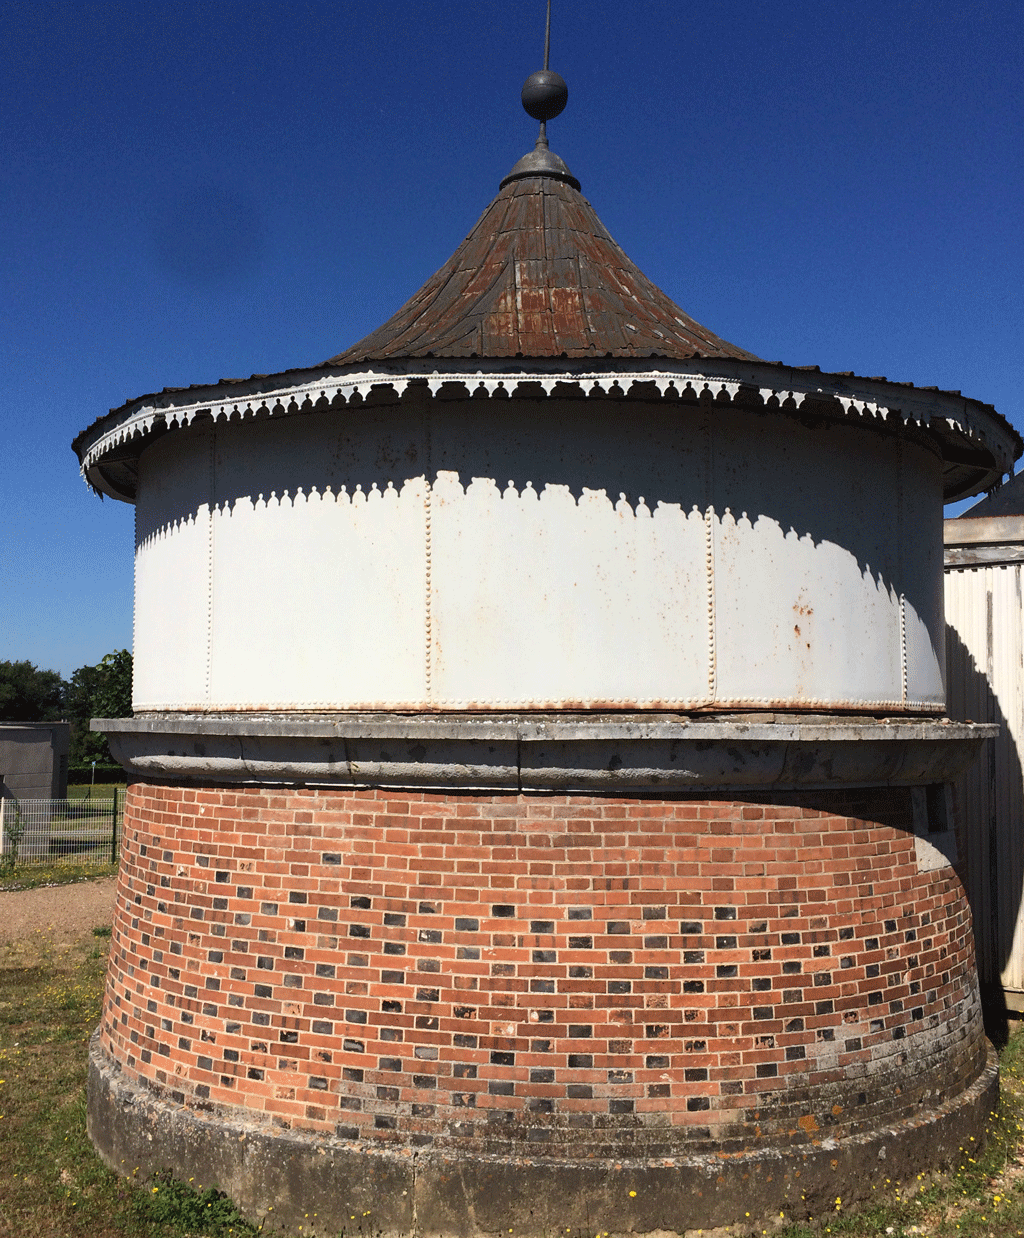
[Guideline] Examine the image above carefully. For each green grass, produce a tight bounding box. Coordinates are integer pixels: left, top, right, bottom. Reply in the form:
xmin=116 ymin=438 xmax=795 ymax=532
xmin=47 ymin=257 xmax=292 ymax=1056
xmin=0 ymin=862 xmax=118 ymax=892
xmin=0 ymin=913 xmax=263 ymax=1238
xmin=0 ymin=786 xmax=122 ymax=884
xmin=2 ymin=907 xmax=1024 ymax=1237
xmin=67 ymin=782 xmax=126 ymax=801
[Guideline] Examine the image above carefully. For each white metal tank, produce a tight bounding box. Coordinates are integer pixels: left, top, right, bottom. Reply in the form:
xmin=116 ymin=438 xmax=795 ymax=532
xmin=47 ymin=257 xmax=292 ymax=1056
xmin=76 ymin=167 xmax=1019 ymax=717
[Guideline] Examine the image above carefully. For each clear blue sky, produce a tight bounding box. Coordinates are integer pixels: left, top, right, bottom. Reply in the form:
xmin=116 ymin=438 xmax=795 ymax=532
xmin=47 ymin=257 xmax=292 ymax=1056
xmin=3 ymin=0 xmax=1022 ymax=677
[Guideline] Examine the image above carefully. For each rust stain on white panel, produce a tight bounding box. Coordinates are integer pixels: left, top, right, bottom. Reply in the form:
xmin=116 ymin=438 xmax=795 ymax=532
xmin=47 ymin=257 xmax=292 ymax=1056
xmin=712 ymin=413 xmax=919 ymax=708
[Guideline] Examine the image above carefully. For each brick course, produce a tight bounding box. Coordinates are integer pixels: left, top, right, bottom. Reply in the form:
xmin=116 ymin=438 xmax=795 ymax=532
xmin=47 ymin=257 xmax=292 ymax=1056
xmin=99 ymin=783 xmax=986 ymax=1160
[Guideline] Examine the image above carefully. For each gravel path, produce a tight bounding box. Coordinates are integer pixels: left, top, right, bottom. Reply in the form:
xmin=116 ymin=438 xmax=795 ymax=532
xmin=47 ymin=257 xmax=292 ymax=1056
xmin=0 ymin=876 xmax=117 ymax=946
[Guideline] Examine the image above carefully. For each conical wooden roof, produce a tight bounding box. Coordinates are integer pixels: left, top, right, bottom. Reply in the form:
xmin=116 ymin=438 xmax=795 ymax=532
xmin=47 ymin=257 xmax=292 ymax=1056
xmin=326 ymin=171 xmax=760 ymax=365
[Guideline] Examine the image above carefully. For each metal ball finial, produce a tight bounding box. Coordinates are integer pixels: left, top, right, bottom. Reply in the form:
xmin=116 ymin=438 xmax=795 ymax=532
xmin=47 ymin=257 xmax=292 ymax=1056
xmin=522 ymin=69 xmax=568 ymax=122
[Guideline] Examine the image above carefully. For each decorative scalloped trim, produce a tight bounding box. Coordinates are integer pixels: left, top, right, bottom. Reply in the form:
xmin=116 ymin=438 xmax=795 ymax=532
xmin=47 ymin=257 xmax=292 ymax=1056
xmin=78 ymin=365 xmax=1003 ymax=486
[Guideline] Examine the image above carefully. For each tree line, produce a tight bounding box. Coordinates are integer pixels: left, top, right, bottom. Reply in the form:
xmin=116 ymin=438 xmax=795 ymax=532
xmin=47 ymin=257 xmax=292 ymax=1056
xmin=0 ymin=651 xmax=132 ymax=766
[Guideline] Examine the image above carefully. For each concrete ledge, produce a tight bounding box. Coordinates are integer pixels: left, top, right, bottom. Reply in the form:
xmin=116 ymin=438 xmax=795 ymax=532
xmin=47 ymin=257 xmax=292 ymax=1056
xmin=88 ymin=1034 xmax=999 ymax=1237
xmin=94 ymin=714 xmax=997 ymax=793
xmin=944 ymin=515 xmax=1024 ymax=545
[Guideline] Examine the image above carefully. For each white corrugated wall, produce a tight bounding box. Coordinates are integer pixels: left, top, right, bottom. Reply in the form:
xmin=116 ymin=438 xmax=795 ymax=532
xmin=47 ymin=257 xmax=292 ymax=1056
xmin=945 ymin=562 xmax=1024 ymax=999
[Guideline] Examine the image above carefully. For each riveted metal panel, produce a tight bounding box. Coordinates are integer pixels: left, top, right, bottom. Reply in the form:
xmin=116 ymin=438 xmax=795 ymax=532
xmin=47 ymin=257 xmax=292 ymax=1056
xmin=132 ymin=398 xmax=947 ymax=714
xmin=428 ymin=403 xmax=710 ymax=707
xmin=207 ymin=412 xmax=428 ymax=708
xmin=902 ymin=441 xmax=946 ymax=707
xmin=712 ymin=413 xmax=910 ymax=708
xmin=134 ymin=428 xmax=213 ymax=710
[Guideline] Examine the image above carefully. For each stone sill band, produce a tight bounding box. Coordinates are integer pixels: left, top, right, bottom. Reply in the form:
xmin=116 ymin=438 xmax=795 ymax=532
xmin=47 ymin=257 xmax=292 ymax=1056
xmin=94 ymin=715 xmax=996 ymax=792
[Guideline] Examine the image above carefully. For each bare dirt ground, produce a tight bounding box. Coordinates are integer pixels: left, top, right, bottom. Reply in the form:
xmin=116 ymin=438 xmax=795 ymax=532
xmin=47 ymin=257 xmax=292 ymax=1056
xmin=0 ymin=875 xmax=116 ymax=946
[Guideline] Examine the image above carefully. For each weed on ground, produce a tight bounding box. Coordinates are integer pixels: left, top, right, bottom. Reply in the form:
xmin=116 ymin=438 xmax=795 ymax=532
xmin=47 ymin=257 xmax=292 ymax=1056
xmin=2 ymin=911 xmax=1024 ymax=1238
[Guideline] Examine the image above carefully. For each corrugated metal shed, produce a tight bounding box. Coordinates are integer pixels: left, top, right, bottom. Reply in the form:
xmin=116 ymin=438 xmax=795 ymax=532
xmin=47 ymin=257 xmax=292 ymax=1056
xmin=945 ymin=510 xmax=1024 ymax=1004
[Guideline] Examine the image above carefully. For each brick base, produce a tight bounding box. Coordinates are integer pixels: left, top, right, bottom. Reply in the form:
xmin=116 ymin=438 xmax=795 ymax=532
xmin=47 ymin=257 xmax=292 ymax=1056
xmin=98 ymin=782 xmax=986 ymax=1173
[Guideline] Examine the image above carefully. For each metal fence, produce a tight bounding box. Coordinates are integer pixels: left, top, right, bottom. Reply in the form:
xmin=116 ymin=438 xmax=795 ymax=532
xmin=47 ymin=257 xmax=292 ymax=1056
xmin=0 ymin=791 xmax=122 ymax=868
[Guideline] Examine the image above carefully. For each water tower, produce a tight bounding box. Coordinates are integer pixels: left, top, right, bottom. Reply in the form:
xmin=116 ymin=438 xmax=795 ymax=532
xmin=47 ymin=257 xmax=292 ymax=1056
xmin=76 ymin=48 xmax=1020 ymax=1238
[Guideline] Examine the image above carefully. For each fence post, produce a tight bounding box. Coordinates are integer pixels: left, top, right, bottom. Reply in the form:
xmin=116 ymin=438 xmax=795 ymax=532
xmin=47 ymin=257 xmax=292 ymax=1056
xmin=0 ymin=796 xmax=5 ymax=855
xmin=110 ymin=789 xmax=119 ymax=865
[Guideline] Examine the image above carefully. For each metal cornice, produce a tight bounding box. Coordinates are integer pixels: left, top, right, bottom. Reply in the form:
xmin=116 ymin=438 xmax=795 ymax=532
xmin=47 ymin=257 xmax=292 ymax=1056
xmin=76 ymin=362 xmax=1019 ymax=504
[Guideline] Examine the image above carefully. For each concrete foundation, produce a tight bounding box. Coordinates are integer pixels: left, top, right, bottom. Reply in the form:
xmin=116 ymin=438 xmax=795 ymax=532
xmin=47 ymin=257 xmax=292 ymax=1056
xmin=88 ymin=1034 xmax=997 ymax=1236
